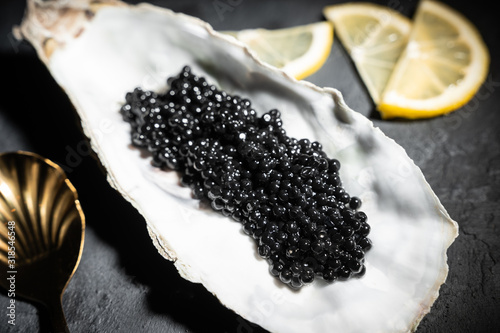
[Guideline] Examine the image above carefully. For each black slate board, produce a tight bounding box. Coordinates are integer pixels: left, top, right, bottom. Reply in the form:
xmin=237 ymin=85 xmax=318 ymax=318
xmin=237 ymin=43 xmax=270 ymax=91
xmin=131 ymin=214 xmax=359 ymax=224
xmin=0 ymin=0 xmax=499 ymax=332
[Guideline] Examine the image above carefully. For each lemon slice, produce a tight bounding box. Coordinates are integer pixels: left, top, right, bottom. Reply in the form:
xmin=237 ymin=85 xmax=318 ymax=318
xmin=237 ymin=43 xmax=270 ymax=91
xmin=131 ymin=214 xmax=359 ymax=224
xmin=224 ymin=22 xmax=333 ymax=80
xmin=378 ymin=0 xmax=490 ymax=119
xmin=323 ymin=3 xmax=411 ymax=104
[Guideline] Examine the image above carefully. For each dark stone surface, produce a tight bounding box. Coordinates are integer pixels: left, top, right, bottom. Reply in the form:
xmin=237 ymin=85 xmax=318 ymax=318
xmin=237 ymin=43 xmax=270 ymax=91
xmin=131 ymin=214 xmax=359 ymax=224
xmin=0 ymin=0 xmax=499 ymax=332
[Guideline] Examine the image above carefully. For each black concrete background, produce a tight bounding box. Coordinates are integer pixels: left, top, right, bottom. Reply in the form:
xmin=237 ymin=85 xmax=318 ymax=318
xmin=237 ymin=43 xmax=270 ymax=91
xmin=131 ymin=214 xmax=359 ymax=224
xmin=0 ymin=0 xmax=499 ymax=332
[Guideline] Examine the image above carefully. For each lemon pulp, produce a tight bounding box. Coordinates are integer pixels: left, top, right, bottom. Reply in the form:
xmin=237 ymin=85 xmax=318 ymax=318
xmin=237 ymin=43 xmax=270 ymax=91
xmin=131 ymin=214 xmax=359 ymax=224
xmin=224 ymin=22 xmax=333 ymax=80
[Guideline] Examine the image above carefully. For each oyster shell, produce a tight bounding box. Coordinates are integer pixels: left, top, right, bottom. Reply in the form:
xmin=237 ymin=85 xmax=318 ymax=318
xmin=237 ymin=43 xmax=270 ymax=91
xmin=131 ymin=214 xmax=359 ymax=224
xmin=18 ymin=1 xmax=458 ymax=332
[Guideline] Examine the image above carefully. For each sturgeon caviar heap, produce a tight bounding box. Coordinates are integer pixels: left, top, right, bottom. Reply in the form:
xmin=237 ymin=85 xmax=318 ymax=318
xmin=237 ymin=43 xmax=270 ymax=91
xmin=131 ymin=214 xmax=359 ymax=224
xmin=121 ymin=66 xmax=372 ymax=288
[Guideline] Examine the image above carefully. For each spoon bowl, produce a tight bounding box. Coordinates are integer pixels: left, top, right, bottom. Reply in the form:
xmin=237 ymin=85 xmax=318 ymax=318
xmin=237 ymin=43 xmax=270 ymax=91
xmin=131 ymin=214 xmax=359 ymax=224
xmin=0 ymin=151 xmax=85 ymax=333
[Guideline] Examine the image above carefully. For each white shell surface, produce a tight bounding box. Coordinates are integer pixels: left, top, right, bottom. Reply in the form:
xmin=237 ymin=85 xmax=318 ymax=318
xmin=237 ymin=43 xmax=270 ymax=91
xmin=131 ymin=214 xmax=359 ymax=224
xmin=23 ymin=3 xmax=458 ymax=332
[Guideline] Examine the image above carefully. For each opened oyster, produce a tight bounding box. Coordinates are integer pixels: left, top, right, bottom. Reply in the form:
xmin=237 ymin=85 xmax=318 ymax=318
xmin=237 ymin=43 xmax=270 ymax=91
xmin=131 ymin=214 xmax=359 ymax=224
xmin=18 ymin=0 xmax=458 ymax=332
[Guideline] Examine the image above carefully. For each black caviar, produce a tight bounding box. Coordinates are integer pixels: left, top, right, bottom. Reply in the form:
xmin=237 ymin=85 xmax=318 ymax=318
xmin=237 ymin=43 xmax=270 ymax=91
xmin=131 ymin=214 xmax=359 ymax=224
xmin=121 ymin=66 xmax=372 ymax=288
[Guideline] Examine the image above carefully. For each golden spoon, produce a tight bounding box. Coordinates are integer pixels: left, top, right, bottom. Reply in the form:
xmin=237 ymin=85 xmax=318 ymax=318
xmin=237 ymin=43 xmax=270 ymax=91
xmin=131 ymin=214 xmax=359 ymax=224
xmin=0 ymin=151 xmax=85 ymax=333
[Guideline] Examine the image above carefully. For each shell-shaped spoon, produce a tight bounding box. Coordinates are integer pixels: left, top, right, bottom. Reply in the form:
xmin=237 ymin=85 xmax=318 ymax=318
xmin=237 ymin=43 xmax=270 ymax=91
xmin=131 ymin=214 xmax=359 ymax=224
xmin=0 ymin=151 xmax=85 ymax=333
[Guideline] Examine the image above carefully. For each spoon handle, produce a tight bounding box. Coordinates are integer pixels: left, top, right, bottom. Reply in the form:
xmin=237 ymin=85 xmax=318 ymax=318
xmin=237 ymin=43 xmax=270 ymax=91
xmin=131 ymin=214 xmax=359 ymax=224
xmin=46 ymin=295 xmax=70 ymax=333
